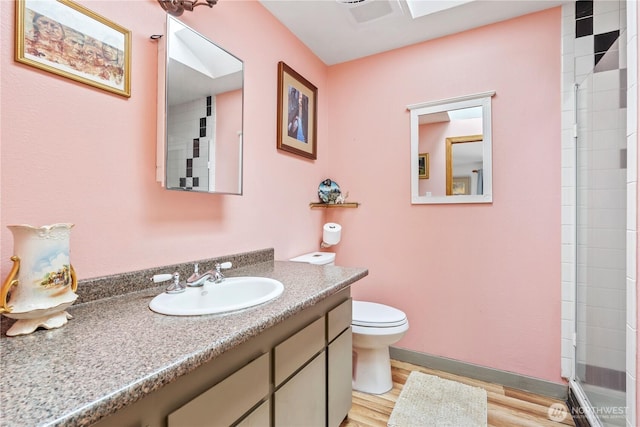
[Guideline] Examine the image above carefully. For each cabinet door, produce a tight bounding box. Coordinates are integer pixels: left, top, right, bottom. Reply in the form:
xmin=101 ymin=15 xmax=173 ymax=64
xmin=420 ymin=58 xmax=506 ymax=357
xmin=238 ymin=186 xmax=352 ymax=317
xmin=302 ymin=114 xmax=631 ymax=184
xmin=168 ymin=353 xmax=269 ymax=427
xmin=275 ymin=352 xmax=326 ymax=427
xmin=237 ymin=400 xmax=270 ymax=427
xmin=328 ymin=327 xmax=352 ymax=427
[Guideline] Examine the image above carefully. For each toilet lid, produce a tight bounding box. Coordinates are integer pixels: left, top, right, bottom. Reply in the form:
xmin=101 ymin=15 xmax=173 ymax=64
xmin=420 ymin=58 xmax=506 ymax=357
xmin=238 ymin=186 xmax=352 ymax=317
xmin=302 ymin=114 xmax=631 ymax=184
xmin=352 ymin=301 xmax=407 ymax=327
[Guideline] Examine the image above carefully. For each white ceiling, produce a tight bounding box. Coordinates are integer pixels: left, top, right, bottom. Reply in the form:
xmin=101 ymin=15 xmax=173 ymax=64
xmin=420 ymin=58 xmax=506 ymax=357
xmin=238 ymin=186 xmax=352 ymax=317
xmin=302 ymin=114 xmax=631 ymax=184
xmin=259 ymin=0 xmax=567 ymax=65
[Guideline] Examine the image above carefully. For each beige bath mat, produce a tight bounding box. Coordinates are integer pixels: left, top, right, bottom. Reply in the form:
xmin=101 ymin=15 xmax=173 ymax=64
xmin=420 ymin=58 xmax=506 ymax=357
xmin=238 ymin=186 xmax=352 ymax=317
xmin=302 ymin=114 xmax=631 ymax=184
xmin=387 ymin=371 xmax=487 ymax=427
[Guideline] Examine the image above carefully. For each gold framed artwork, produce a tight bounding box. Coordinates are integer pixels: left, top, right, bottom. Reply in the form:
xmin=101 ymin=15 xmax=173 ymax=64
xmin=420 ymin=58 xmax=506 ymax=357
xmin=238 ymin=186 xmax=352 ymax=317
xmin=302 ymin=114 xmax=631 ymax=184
xmin=418 ymin=153 xmax=429 ymax=179
xmin=276 ymin=61 xmax=317 ymax=159
xmin=452 ymin=176 xmax=471 ymax=195
xmin=15 ymin=0 xmax=131 ymax=97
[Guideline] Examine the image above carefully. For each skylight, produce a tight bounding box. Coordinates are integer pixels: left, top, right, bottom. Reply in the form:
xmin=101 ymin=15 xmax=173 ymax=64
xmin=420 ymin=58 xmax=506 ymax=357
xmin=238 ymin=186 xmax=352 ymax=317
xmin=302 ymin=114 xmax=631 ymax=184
xmin=405 ymin=0 xmax=476 ymax=19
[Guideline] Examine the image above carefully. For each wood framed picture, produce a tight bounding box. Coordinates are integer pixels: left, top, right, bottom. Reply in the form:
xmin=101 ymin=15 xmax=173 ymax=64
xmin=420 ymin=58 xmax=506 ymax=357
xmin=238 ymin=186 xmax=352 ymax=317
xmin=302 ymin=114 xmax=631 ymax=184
xmin=276 ymin=61 xmax=317 ymax=159
xmin=418 ymin=153 xmax=429 ymax=179
xmin=452 ymin=176 xmax=471 ymax=195
xmin=15 ymin=0 xmax=131 ymax=97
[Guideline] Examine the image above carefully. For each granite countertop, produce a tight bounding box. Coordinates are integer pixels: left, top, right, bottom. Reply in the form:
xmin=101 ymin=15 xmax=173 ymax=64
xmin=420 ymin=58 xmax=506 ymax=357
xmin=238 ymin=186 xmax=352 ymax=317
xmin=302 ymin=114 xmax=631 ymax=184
xmin=0 ymin=259 xmax=368 ymax=427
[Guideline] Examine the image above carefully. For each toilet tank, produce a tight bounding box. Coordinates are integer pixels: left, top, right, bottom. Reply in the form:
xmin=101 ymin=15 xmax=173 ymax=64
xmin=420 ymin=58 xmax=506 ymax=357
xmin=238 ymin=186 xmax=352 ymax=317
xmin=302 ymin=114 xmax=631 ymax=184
xmin=289 ymin=252 xmax=336 ymax=265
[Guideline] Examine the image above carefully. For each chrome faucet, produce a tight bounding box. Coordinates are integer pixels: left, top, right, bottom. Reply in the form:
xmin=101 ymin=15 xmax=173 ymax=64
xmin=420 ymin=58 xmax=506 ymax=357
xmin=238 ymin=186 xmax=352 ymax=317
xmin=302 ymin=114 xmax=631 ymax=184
xmin=186 ymin=262 xmax=232 ymax=287
xmin=150 ymin=272 xmax=186 ymax=294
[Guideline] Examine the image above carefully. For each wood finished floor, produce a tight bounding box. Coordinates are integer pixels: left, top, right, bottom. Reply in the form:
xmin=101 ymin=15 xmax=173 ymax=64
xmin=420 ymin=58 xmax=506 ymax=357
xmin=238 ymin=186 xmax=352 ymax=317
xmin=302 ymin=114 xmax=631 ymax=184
xmin=340 ymin=359 xmax=575 ymax=427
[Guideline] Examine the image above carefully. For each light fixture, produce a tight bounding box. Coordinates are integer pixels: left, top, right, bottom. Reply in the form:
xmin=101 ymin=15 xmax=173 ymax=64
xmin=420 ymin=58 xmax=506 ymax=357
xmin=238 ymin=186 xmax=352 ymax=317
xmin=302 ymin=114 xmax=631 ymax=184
xmin=157 ymin=0 xmax=217 ymax=17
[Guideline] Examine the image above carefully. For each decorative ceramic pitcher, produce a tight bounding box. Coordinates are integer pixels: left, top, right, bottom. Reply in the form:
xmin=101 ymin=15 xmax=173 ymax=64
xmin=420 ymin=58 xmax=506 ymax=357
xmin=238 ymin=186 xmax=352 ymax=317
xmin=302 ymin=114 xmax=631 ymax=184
xmin=1 ymin=223 xmax=78 ymax=336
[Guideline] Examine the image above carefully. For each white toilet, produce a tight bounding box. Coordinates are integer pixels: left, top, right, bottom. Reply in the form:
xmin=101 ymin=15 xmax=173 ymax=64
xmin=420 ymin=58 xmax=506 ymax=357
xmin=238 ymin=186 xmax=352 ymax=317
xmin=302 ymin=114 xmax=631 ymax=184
xmin=289 ymin=252 xmax=409 ymax=395
xmin=351 ymin=301 xmax=408 ymax=394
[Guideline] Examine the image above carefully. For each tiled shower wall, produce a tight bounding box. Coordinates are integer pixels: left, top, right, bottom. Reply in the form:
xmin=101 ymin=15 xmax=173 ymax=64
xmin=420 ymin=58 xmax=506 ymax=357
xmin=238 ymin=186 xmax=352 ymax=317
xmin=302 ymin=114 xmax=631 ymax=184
xmin=561 ymin=1 xmax=638 ymax=424
xmin=166 ymin=96 xmax=216 ymax=191
xmin=577 ymin=0 xmax=627 ymax=388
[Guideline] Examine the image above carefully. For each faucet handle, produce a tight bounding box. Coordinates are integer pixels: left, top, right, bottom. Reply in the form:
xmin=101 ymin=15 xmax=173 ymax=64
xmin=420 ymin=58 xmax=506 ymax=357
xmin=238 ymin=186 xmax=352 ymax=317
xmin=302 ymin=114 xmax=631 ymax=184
xmin=151 ymin=273 xmax=174 ymax=283
xmin=193 ymin=263 xmax=200 ymax=275
xmin=150 ymin=272 xmax=185 ymax=293
xmin=212 ymin=262 xmax=232 ymax=284
xmin=217 ymin=261 xmax=232 ymax=270
xmin=165 ymin=273 xmax=186 ymax=294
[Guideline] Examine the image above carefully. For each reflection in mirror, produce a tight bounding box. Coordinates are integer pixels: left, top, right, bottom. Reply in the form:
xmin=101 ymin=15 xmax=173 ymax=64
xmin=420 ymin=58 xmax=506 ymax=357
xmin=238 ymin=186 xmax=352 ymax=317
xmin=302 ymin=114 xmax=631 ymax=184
xmin=161 ymin=16 xmax=243 ymax=194
xmin=446 ymin=134 xmax=483 ymax=195
xmin=408 ymin=91 xmax=494 ymax=204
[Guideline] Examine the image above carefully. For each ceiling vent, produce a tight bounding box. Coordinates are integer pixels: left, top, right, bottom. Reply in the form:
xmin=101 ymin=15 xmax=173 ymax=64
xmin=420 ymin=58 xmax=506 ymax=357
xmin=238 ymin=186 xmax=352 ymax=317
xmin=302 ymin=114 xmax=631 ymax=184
xmin=336 ymin=0 xmax=403 ymax=24
xmin=405 ymin=0 xmax=476 ymax=19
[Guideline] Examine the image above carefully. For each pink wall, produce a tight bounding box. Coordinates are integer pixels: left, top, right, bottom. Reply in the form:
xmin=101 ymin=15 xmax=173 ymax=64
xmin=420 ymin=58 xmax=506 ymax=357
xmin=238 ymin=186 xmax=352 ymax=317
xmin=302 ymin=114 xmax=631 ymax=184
xmin=1 ymin=2 xmax=571 ymax=385
xmin=0 ymin=0 xmax=330 ymax=280
xmin=325 ymin=8 xmax=562 ymax=382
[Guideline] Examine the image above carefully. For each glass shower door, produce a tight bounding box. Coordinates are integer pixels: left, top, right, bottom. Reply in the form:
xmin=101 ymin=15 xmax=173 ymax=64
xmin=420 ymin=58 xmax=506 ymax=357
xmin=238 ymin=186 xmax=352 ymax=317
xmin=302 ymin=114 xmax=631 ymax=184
xmin=574 ymin=32 xmax=627 ymax=426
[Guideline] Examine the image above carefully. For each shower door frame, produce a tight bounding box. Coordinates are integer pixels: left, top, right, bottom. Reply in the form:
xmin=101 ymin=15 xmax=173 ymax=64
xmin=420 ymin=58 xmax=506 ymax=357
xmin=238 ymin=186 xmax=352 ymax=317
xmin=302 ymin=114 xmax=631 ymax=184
xmin=561 ymin=2 xmax=638 ymax=427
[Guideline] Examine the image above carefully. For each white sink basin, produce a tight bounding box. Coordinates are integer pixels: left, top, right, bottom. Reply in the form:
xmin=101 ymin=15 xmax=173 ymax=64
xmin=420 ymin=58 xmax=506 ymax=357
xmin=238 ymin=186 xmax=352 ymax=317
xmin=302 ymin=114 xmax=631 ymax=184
xmin=149 ymin=277 xmax=284 ymax=316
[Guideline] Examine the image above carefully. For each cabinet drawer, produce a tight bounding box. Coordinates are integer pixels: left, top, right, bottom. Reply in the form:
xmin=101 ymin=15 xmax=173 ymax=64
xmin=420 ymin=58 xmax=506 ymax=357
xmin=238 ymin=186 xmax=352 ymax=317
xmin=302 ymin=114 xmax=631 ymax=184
xmin=168 ymin=352 xmax=269 ymax=427
xmin=275 ymin=317 xmax=325 ymax=386
xmin=327 ymin=298 xmax=352 ymax=342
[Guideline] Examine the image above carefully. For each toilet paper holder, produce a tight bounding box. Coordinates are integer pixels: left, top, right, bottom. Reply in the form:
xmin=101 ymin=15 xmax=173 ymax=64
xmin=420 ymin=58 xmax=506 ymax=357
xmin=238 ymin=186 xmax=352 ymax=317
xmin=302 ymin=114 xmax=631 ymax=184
xmin=321 ymin=223 xmax=341 ymax=248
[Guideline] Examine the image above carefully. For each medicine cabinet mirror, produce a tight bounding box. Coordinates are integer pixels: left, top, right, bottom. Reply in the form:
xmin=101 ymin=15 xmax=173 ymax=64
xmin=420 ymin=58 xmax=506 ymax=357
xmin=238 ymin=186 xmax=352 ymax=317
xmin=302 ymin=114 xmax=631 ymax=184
xmin=158 ymin=16 xmax=243 ymax=194
xmin=408 ymin=91 xmax=495 ymax=204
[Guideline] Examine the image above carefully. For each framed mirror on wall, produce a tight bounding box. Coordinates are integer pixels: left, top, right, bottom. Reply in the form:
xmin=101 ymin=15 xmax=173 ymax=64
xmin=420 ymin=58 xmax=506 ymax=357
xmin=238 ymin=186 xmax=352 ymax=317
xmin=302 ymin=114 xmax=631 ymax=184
xmin=157 ymin=16 xmax=244 ymax=194
xmin=408 ymin=91 xmax=495 ymax=204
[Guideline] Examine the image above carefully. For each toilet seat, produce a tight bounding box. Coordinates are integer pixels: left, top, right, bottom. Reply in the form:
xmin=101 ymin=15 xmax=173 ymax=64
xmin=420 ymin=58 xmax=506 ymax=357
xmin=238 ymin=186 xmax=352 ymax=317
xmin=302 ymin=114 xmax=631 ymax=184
xmin=352 ymin=301 xmax=407 ymax=328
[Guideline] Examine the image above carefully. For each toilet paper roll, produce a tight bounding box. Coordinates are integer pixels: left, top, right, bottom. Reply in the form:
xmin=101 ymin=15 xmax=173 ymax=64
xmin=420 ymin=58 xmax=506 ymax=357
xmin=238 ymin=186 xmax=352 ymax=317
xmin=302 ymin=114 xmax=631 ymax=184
xmin=323 ymin=223 xmax=342 ymax=246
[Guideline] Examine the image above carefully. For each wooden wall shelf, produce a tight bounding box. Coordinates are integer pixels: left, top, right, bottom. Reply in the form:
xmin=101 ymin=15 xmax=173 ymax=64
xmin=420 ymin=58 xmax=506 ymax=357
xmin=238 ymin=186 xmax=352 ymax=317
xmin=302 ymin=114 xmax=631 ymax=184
xmin=309 ymin=202 xmax=360 ymax=209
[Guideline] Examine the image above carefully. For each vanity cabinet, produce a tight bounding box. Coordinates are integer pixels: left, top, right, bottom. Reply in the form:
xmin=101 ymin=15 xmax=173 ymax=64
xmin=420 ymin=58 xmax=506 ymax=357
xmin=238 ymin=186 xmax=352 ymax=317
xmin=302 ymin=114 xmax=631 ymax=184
xmin=93 ymin=289 xmax=352 ymax=427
